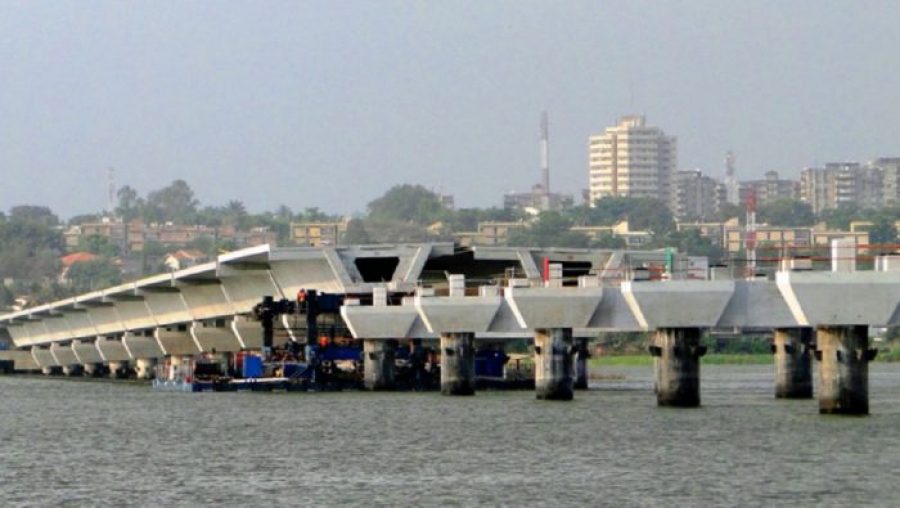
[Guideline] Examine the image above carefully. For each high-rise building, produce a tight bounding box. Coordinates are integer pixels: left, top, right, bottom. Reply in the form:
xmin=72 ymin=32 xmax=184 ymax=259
xmin=588 ymin=115 xmax=677 ymax=207
xmin=673 ymin=170 xmax=726 ymax=221
xmin=738 ymin=171 xmax=799 ymax=208
xmin=871 ymin=158 xmax=900 ymax=206
xmin=800 ymin=162 xmax=881 ymax=214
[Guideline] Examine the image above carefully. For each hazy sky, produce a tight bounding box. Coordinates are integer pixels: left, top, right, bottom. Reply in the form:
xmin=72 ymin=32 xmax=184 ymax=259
xmin=2 ymin=1 xmax=899 ymax=220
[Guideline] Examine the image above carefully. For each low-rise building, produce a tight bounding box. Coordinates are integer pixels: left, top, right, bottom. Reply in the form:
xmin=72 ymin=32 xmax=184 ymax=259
xmin=290 ymin=221 xmax=347 ymax=247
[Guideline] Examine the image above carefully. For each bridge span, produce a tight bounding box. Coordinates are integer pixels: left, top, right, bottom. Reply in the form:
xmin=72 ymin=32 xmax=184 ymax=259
xmin=1 ymin=242 xmax=898 ymax=415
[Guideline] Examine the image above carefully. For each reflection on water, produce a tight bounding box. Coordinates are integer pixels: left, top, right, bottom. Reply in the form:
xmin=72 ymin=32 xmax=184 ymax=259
xmin=2 ymin=364 xmax=899 ymax=506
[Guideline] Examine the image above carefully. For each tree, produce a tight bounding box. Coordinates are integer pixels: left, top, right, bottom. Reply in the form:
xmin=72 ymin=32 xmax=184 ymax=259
xmin=145 ymin=180 xmax=199 ymax=224
xmin=367 ymin=184 xmax=445 ymax=225
xmin=713 ymin=203 xmax=744 ymax=224
xmin=591 ymin=233 xmax=626 ymax=249
xmin=507 ymin=212 xmax=591 ymax=248
xmin=758 ymin=199 xmax=815 ymax=227
xmin=115 ymin=185 xmax=144 ymax=222
xmin=66 ymin=259 xmax=123 ymax=293
xmin=819 ymin=204 xmax=862 ymax=230
xmin=583 ymin=197 xmax=674 ymax=234
xmin=343 ymin=219 xmax=371 ymax=244
xmin=0 ymin=211 xmax=65 ymax=283
xmin=78 ymin=234 xmax=121 ymax=257
xmin=9 ymin=205 xmax=59 ymax=227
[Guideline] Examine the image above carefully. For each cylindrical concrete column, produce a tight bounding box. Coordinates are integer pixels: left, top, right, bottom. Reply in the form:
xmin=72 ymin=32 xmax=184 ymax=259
xmin=574 ymin=337 xmax=590 ymax=390
xmin=773 ymin=327 xmax=813 ymax=399
xmin=363 ymin=339 xmax=397 ymax=391
xmin=534 ymin=328 xmax=576 ymax=400
xmin=440 ymin=332 xmax=475 ymax=396
xmin=816 ymin=325 xmax=875 ymax=415
xmin=108 ymin=361 xmax=129 ymax=379
xmin=648 ymin=328 xmax=706 ymax=407
xmin=61 ymin=365 xmax=83 ymax=376
xmin=135 ymin=358 xmax=157 ymax=380
xmin=82 ymin=363 xmax=102 ymax=377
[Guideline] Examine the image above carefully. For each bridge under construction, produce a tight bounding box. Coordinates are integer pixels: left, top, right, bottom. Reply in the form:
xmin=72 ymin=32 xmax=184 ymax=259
xmin=1 ymin=242 xmax=897 ymax=416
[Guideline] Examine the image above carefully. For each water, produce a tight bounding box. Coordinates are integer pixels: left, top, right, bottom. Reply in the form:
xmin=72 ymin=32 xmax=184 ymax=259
xmin=2 ymin=364 xmax=900 ymax=507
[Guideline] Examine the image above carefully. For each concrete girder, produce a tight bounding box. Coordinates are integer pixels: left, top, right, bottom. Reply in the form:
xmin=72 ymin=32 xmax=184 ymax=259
xmin=176 ymin=280 xmax=235 ymax=322
xmin=269 ymin=251 xmax=347 ymax=296
xmin=217 ymin=265 xmax=281 ymax=314
xmin=62 ymin=309 xmax=99 ymax=341
xmin=20 ymin=320 xmax=51 ymax=348
xmin=97 ymin=336 xmax=132 ymax=362
xmin=50 ymin=342 xmax=79 ymax=367
xmin=72 ymin=339 xmax=104 ymax=365
xmin=139 ymin=288 xmax=191 ymax=327
xmin=107 ymin=295 xmax=156 ymax=332
xmin=6 ymin=322 xmax=32 ymax=348
xmin=622 ymin=280 xmax=735 ymax=330
xmin=42 ymin=314 xmax=72 ymax=343
xmin=122 ymin=331 xmax=165 ymax=360
xmin=156 ymin=326 xmax=201 ymax=356
xmin=232 ymin=315 xmax=261 ymax=349
xmin=31 ymin=347 xmax=58 ymax=368
xmin=82 ymin=302 xmax=124 ymax=337
xmin=191 ymin=320 xmax=242 ymax=352
xmin=505 ymin=286 xmax=603 ymax=329
xmin=415 ymin=295 xmax=504 ymax=334
xmin=777 ymin=271 xmax=900 ymax=326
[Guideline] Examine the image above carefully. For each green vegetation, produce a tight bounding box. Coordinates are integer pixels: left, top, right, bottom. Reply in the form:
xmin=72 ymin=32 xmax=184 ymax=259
xmin=589 ymin=353 xmax=773 ymax=367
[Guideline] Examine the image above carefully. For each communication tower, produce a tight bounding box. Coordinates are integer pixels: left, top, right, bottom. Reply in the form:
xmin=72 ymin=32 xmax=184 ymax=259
xmin=725 ymin=151 xmax=738 ymax=205
xmin=107 ymin=167 xmax=116 ymax=217
xmin=540 ymin=112 xmax=550 ymax=194
xmin=745 ymin=189 xmax=757 ymax=277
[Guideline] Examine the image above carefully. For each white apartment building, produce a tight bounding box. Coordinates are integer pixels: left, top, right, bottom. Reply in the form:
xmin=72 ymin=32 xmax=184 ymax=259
xmin=588 ymin=115 xmax=677 ymax=207
xmin=800 ymin=162 xmax=882 ymax=214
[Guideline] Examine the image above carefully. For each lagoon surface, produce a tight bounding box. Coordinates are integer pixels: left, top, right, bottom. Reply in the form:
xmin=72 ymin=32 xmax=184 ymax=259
xmin=2 ymin=364 xmax=900 ymax=507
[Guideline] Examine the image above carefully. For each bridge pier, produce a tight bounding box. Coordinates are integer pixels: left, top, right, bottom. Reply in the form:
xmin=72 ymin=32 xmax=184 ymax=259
xmin=534 ymin=328 xmax=575 ymax=400
xmin=108 ymin=361 xmax=129 ymax=379
xmin=773 ymin=328 xmax=813 ymax=399
xmin=649 ymin=328 xmax=705 ymax=407
xmin=135 ymin=358 xmax=157 ymax=380
xmin=816 ymin=325 xmax=875 ymax=415
xmin=574 ymin=337 xmax=590 ymax=390
xmin=440 ymin=332 xmax=475 ymax=396
xmin=363 ymin=339 xmax=397 ymax=391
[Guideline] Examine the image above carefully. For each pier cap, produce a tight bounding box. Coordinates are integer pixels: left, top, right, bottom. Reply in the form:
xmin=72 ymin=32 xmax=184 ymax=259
xmin=414 ymin=295 xmax=503 ymax=333
xmin=776 ymin=271 xmax=900 ymax=326
xmin=505 ymin=286 xmax=603 ymax=329
xmin=622 ymin=280 xmax=735 ymax=329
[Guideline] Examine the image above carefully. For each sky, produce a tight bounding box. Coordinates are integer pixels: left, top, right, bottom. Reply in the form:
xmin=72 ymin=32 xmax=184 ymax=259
xmin=2 ymin=1 xmax=899 ymax=220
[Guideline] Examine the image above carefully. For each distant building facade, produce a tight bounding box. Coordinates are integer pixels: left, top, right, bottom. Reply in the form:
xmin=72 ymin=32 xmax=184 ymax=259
xmin=588 ymin=115 xmax=678 ymax=207
xmin=672 ymin=170 xmax=726 ymax=221
xmin=800 ymin=162 xmax=882 ymax=214
xmin=290 ymin=221 xmax=347 ymax=247
xmin=738 ymin=171 xmax=799 ymax=208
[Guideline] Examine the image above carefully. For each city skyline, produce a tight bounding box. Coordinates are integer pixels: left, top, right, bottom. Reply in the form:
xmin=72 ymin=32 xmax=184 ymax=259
xmin=2 ymin=1 xmax=899 ymax=219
